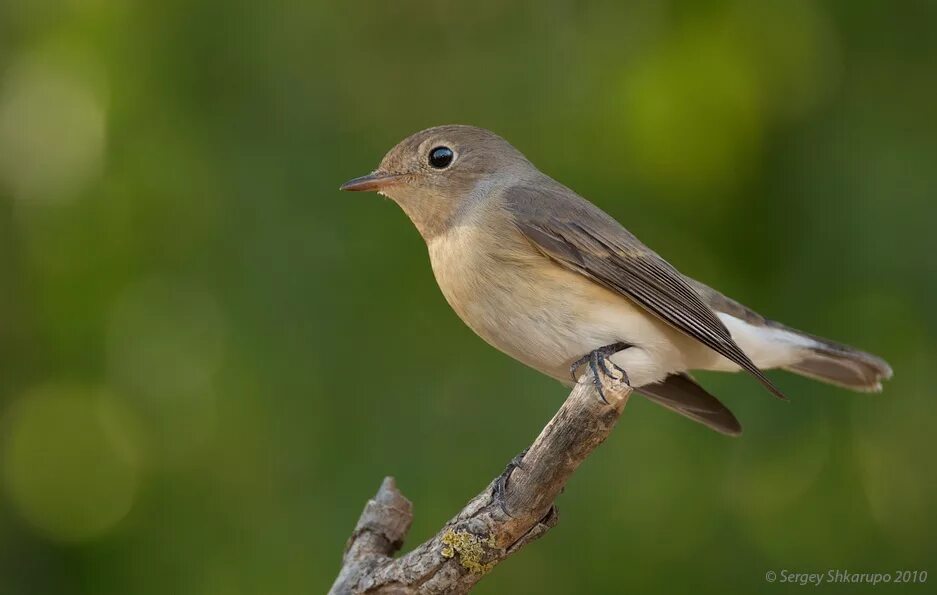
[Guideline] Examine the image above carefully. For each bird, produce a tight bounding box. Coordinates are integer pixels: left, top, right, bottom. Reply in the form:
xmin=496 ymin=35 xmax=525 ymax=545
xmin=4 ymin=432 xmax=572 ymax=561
xmin=340 ymin=125 xmax=892 ymax=436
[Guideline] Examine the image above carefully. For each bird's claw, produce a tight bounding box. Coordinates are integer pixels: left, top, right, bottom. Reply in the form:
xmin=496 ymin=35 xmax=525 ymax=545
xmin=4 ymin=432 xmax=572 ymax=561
xmin=493 ymin=448 xmax=529 ymax=517
xmin=569 ymin=342 xmax=631 ymax=404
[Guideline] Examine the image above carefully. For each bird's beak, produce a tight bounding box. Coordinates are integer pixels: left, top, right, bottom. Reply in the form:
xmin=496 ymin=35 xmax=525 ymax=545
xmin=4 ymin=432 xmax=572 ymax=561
xmin=339 ymin=171 xmax=405 ymax=192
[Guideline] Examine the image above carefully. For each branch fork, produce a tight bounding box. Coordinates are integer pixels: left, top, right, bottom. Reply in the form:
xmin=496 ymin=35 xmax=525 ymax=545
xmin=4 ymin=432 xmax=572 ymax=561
xmin=330 ymin=373 xmax=632 ymax=594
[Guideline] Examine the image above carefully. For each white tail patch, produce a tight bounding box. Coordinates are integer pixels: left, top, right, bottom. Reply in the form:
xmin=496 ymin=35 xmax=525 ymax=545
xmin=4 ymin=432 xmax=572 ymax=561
xmin=715 ymin=313 xmax=818 ymax=371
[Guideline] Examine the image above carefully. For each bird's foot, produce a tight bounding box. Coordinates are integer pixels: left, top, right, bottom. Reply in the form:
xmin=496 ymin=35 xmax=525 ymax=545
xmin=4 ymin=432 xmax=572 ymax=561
xmin=569 ymin=342 xmax=631 ymax=404
xmin=493 ymin=447 xmax=529 ymax=517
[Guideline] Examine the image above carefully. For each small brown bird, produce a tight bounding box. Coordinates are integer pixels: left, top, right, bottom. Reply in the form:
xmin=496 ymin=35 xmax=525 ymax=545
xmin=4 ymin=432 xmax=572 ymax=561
xmin=341 ymin=125 xmax=892 ymax=435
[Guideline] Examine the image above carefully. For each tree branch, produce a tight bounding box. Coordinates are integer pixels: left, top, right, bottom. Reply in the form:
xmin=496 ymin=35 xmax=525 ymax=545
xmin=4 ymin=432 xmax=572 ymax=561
xmin=329 ymin=374 xmax=632 ymax=594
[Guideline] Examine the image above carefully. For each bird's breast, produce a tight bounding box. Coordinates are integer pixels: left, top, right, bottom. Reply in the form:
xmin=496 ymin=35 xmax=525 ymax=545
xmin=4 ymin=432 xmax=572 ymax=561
xmin=426 ymin=221 xmax=667 ymax=380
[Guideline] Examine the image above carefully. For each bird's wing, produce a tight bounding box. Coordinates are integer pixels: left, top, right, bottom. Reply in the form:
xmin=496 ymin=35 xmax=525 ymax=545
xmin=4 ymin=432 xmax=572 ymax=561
xmin=638 ymin=373 xmax=742 ymax=436
xmin=503 ymin=183 xmax=785 ymax=399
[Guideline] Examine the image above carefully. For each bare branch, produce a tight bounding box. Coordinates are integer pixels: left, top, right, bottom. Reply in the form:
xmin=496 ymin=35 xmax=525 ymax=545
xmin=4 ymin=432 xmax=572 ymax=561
xmin=329 ymin=374 xmax=632 ymax=594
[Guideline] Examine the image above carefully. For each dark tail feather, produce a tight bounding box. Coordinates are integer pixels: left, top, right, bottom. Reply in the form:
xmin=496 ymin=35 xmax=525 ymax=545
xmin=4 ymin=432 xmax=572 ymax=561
xmin=784 ymin=340 xmax=893 ymax=392
xmin=638 ymin=373 xmax=741 ymax=437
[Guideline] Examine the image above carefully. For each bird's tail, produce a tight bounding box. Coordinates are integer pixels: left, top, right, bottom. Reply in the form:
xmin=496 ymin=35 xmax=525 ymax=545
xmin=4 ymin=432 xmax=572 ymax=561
xmin=780 ymin=329 xmax=893 ymax=392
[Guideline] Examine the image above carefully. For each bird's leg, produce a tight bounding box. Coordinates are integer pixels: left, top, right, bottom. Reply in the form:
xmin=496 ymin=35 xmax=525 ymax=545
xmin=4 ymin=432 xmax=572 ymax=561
xmin=569 ymin=342 xmax=632 ymax=404
xmin=569 ymin=342 xmax=631 ymax=382
xmin=493 ymin=447 xmax=530 ymax=517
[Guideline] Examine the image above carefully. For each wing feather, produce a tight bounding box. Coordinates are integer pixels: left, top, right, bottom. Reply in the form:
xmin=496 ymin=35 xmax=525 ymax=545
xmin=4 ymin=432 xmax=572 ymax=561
xmin=639 ymin=373 xmax=742 ymax=436
xmin=505 ymin=184 xmax=785 ymax=399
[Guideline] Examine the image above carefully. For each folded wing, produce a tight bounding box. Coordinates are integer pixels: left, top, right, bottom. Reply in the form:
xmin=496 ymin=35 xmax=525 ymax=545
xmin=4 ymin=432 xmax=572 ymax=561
xmin=504 ymin=183 xmax=785 ymax=400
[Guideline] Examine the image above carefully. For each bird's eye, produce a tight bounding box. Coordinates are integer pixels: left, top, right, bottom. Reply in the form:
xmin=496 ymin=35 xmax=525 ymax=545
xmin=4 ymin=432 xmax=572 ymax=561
xmin=428 ymin=146 xmax=454 ymax=169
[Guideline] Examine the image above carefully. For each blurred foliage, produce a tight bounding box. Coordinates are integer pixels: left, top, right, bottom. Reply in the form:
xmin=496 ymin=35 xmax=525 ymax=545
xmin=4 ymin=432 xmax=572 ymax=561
xmin=0 ymin=0 xmax=935 ymax=593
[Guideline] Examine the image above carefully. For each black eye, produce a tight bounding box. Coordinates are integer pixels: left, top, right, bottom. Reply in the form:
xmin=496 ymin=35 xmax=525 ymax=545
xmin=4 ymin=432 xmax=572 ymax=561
xmin=428 ymin=146 xmax=454 ymax=169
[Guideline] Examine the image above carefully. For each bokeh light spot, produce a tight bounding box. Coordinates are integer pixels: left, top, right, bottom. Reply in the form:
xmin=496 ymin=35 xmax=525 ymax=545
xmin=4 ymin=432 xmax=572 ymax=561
xmin=620 ymin=27 xmax=763 ymax=194
xmin=2 ymin=385 xmax=141 ymax=542
xmin=852 ymin=351 xmax=937 ymax=548
xmin=727 ymin=417 xmax=838 ymax=562
xmin=615 ymin=0 xmax=839 ymax=196
xmin=107 ymin=279 xmax=226 ymax=465
xmin=0 ymin=50 xmax=107 ymax=202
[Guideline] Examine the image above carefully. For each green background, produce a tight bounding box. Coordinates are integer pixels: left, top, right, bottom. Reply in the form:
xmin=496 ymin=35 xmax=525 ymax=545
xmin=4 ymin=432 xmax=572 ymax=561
xmin=1 ymin=1 xmax=935 ymax=593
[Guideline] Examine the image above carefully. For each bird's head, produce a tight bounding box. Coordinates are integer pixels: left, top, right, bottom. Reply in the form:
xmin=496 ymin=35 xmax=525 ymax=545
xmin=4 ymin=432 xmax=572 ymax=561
xmin=340 ymin=125 xmax=530 ymax=237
